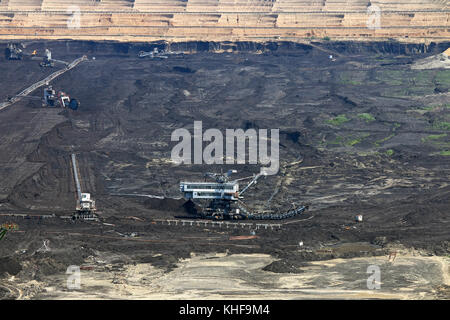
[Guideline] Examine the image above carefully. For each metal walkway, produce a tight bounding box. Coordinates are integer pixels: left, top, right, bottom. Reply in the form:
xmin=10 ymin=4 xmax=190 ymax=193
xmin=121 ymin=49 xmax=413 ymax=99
xmin=154 ymin=218 xmax=283 ymax=230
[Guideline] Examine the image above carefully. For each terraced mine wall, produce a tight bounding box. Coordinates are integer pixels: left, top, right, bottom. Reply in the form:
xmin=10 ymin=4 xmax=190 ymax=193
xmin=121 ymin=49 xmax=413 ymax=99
xmin=0 ymin=0 xmax=448 ymax=42
xmin=8 ymin=39 xmax=449 ymax=56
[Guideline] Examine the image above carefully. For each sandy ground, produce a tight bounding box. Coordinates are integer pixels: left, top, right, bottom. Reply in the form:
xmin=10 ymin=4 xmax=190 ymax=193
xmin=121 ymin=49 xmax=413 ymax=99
xmin=13 ymin=252 xmax=445 ymax=300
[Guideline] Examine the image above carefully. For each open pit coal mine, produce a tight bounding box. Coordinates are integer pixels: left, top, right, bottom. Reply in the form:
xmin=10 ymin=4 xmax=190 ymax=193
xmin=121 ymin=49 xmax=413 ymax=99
xmin=0 ymin=40 xmax=449 ymax=300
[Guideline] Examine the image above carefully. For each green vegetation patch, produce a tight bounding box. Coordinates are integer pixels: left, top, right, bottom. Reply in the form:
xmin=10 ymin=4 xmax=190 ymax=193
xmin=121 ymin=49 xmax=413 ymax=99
xmin=435 ymin=70 xmax=450 ymax=87
xmin=374 ymin=133 xmax=396 ymax=147
xmin=413 ymin=70 xmax=435 ymax=87
xmin=410 ymin=105 xmax=450 ymax=114
xmin=341 ymin=79 xmax=362 ymax=86
xmin=347 ymin=134 xmax=370 ymax=146
xmin=338 ymin=71 xmax=366 ymax=86
xmin=433 ymin=121 xmax=450 ymax=131
xmin=378 ymin=69 xmax=436 ymax=97
xmin=347 ymin=139 xmax=361 ymax=146
xmin=422 ymin=133 xmax=447 ymax=143
xmin=385 ymin=149 xmax=395 ymax=156
xmin=327 ymin=114 xmax=350 ymax=126
xmin=376 ymin=70 xmax=404 ymax=86
xmin=414 ymin=105 xmax=435 ymax=113
xmin=358 ymin=113 xmax=375 ymax=122
xmin=328 ymin=135 xmax=344 ymax=145
xmin=439 ymin=150 xmax=450 ymax=156
xmin=326 ymin=133 xmax=370 ymax=147
xmin=374 ymin=57 xmax=396 ymax=63
xmin=422 ymin=106 xmax=435 ymax=111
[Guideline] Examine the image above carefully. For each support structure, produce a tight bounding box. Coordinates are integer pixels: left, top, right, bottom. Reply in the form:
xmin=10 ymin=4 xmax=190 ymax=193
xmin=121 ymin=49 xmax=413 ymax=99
xmin=71 ymin=153 xmax=97 ymax=220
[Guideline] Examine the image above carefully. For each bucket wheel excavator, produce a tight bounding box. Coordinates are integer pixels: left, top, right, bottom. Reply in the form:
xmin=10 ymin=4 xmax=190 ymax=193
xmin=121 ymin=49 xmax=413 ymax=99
xmin=180 ymin=170 xmax=308 ymax=220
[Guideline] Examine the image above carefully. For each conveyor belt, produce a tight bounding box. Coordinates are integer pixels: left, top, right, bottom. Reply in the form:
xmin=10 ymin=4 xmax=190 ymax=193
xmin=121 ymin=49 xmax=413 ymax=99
xmin=237 ymin=202 xmax=308 ymax=220
xmin=71 ymin=153 xmax=82 ymax=202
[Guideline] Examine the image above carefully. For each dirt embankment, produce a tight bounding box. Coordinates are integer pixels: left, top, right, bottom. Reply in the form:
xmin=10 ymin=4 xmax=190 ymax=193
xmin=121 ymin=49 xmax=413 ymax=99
xmin=0 ymin=0 xmax=448 ymax=42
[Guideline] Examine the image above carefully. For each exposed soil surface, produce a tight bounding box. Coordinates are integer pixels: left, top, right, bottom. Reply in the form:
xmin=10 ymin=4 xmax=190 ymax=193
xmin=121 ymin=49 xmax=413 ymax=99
xmin=0 ymin=40 xmax=449 ymax=299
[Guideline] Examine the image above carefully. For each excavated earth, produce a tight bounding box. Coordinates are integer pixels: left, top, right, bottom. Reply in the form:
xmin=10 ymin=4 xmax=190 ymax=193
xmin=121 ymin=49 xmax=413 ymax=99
xmin=0 ymin=40 xmax=449 ymax=299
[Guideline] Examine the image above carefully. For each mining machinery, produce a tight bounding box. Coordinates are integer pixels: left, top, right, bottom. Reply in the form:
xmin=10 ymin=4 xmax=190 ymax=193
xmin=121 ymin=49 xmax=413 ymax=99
xmin=71 ymin=154 xmax=97 ymax=220
xmin=5 ymin=43 xmax=41 ymax=61
xmin=5 ymin=43 xmax=23 ymax=60
xmin=138 ymin=48 xmax=182 ymax=59
xmin=40 ymin=49 xmax=54 ymax=67
xmin=43 ymin=85 xmax=79 ymax=109
xmin=6 ymin=85 xmax=79 ymax=109
xmin=37 ymin=48 xmax=69 ymax=67
xmin=180 ymin=170 xmax=307 ymax=220
xmin=5 ymin=43 xmax=39 ymax=60
xmin=6 ymin=44 xmax=57 ymax=64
